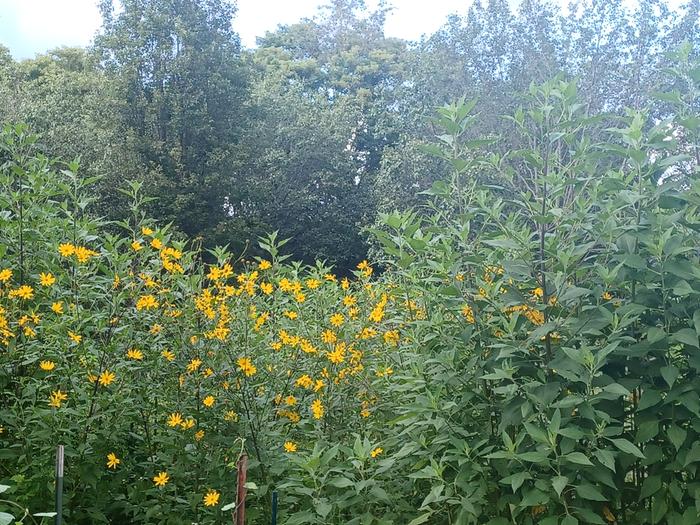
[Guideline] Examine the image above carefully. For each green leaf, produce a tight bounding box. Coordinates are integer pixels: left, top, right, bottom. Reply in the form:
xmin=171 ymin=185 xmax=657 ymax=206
xmin=684 ymin=441 xmax=700 ymax=467
xmin=315 ymin=499 xmax=332 ymax=518
xmin=33 ymin=513 xmax=57 ymax=517
xmin=524 ymin=422 xmax=549 ymax=444
xmin=640 ymin=475 xmax=662 ymax=499
xmin=595 ymin=449 xmax=616 ymax=472
xmin=0 ymin=513 xmax=13 ymax=525
xmin=501 ymin=471 xmax=531 ymax=492
xmin=575 ymin=483 xmax=607 ymax=501
xmin=610 ymin=438 xmax=645 ymax=459
xmin=668 ymin=424 xmax=687 ymax=451
xmin=636 ymin=420 xmax=659 ymax=443
xmin=661 ymin=365 xmax=680 ymax=388
xmin=421 ymin=484 xmax=444 ymax=507
xmin=552 ymin=475 xmax=568 ymax=497
xmin=407 ymin=512 xmax=433 ymax=525
xmin=328 ymin=477 xmax=355 ymax=488
xmin=673 ymin=328 xmax=699 ymax=348
xmin=637 ymin=389 xmax=662 ymax=411
xmin=561 ymin=516 xmax=579 ymax=525
xmin=651 ymin=498 xmax=668 ymax=524
xmin=0 ymin=485 xmax=9 ymax=494
xmin=563 ymin=452 xmax=594 ymax=466
xmin=221 ymin=502 xmax=236 ymax=512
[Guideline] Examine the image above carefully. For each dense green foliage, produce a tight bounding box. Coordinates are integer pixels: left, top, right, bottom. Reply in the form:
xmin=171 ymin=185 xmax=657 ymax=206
xmin=1 ymin=0 xmax=699 ymax=270
xmin=2 ymin=39 xmax=700 ymax=524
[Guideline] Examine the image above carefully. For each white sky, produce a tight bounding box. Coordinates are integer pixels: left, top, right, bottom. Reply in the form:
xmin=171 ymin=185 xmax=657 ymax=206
xmin=0 ymin=0 xmax=684 ymax=60
xmin=0 ymin=0 xmax=470 ymax=59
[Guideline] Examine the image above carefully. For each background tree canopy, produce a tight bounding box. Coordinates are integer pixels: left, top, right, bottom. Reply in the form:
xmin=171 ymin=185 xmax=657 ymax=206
xmin=0 ymin=0 xmax=699 ymax=271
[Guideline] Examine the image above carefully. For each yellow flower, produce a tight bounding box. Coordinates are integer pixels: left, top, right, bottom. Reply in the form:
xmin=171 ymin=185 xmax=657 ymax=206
xmin=74 ymin=246 xmax=98 ymax=263
xmin=98 ymin=370 xmax=116 ymax=387
xmin=237 ymin=357 xmax=257 ymax=377
xmin=0 ymin=268 xmax=12 ymax=282
xmin=295 ymin=374 xmax=313 ymax=389
xmin=126 ymin=348 xmax=144 ymax=360
xmin=285 ymin=395 xmax=297 ymax=406
xmin=153 ymin=471 xmax=169 ymax=487
xmin=260 ymin=282 xmax=273 ymax=295
xmin=602 ymin=291 xmax=613 ymax=301
xmin=150 ymin=238 xmax=163 ymax=250
xmin=141 ymin=226 xmax=154 ymax=236
xmin=131 ymin=240 xmax=143 ymax=251
xmin=136 ymin=294 xmax=159 ymax=310
xmin=258 ymin=260 xmax=272 ymax=270
xmin=357 ymin=260 xmax=373 ymax=277
xmin=311 ymin=399 xmax=324 ymax=419
xmin=305 ymin=278 xmax=320 ymax=289
xmin=150 ymin=323 xmax=162 ymax=335
xmin=284 ymin=310 xmax=298 ymax=320
xmin=329 ymin=313 xmax=344 ymax=327
xmin=48 ymin=390 xmax=68 ymax=408
xmin=58 ymin=243 xmax=75 ymax=257
xmin=461 ymin=304 xmax=475 ymax=324
xmin=294 ymin=292 xmax=306 ymax=303
xmin=68 ymin=331 xmax=82 ymax=344
xmin=321 ymin=330 xmax=337 ymax=344
xmin=167 ymin=412 xmax=183 ymax=428
xmin=327 ymin=342 xmax=346 ymax=365
xmin=203 ymin=395 xmax=215 ymax=407
xmin=39 ymin=360 xmax=56 ymax=371
xmin=180 ymin=417 xmax=195 ymax=430
xmin=224 ymin=410 xmax=238 ymax=422
xmin=9 ymin=285 xmax=34 ymax=300
xmin=161 ymin=349 xmax=176 ymax=361
xmin=370 ymin=447 xmax=383 ymax=458
xmin=383 ymin=330 xmax=400 ymax=346
xmin=195 ymin=430 xmax=205 ymax=441
xmin=187 ymin=358 xmax=202 ymax=373
xmin=284 ymin=441 xmax=297 ymax=453
xmin=51 ymin=301 xmax=64 ymax=314
xmin=107 ymin=452 xmax=121 ymax=469
xmin=203 ymin=489 xmax=220 ymax=507
xmin=39 ymin=272 xmax=55 ymax=286
xmin=342 ymin=295 xmax=357 ymax=307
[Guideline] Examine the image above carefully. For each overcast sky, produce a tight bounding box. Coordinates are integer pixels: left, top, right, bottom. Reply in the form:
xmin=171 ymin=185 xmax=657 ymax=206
xmin=0 ymin=0 xmax=474 ymax=59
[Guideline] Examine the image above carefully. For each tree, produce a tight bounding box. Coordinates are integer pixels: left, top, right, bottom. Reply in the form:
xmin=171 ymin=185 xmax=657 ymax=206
xmin=95 ymin=0 xmax=247 ymax=245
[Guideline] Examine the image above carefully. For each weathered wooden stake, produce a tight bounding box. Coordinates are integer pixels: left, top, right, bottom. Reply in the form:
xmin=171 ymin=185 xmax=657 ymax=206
xmin=55 ymin=445 xmax=64 ymax=525
xmin=235 ymin=454 xmax=248 ymax=525
xmin=271 ymin=491 xmax=278 ymax=525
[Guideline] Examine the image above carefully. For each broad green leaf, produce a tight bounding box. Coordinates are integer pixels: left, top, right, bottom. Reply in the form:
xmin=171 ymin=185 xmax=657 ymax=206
xmin=595 ymin=449 xmax=616 ymax=472
xmin=575 ymin=483 xmax=607 ymax=501
xmin=610 ymin=438 xmax=645 ymax=459
xmin=668 ymin=424 xmax=687 ymax=451
xmin=407 ymin=512 xmax=433 ymax=525
xmin=563 ymin=452 xmax=594 ymax=466
xmin=552 ymin=475 xmax=568 ymax=497
xmin=673 ymin=328 xmax=699 ymax=348
xmin=640 ymin=475 xmax=662 ymax=499
xmin=661 ymin=365 xmax=680 ymax=388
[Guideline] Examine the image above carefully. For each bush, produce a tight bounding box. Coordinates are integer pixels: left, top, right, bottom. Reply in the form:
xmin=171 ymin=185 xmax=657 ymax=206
xmin=2 ymin=46 xmax=700 ymax=524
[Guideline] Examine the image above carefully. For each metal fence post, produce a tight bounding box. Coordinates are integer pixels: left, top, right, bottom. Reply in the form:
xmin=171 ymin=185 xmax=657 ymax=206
xmin=55 ymin=445 xmax=64 ymax=525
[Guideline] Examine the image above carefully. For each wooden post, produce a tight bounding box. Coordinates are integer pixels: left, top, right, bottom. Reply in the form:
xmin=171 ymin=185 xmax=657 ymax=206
xmin=235 ymin=454 xmax=247 ymax=525
xmin=55 ymin=445 xmax=64 ymax=525
xmin=271 ymin=490 xmax=278 ymax=525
